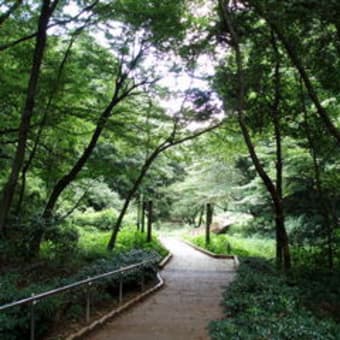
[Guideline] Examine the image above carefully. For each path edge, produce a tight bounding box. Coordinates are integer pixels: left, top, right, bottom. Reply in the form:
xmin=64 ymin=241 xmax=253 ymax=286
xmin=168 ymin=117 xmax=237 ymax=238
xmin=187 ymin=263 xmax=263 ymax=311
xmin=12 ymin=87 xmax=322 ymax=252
xmin=182 ymin=239 xmax=240 ymax=269
xmin=66 ymin=249 xmax=172 ymax=340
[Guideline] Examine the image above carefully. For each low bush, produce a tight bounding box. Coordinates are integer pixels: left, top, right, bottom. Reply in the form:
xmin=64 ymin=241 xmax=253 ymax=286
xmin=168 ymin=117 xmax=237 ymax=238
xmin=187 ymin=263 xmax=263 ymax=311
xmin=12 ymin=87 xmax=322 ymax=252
xmin=44 ymin=222 xmax=79 ymax=259
xmin=209 ymin=258 xmax=340 ymax=340
xmin=73 ymin=208 xmax=118 ymax=231
xmin=0 ymin=250 xmax=160 ymax=340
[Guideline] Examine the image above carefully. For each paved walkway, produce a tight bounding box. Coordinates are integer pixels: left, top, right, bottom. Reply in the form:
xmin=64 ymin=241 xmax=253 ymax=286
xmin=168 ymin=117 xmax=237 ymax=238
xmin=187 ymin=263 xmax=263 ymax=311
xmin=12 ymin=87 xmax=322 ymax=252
xmin=87 ymin=237 xmax=235 ymax=340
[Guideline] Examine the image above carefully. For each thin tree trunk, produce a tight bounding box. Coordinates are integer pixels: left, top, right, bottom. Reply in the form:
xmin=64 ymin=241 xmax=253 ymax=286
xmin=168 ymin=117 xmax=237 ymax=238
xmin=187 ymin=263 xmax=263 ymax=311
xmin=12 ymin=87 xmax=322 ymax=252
xmin=0 ymin=0 xmax=58 ymax=233
xmin=29 ymin=99 xmax=119 ymax=255
xmin=16 ymin=34 xmax=77 ymax=214
xmin=301 ymin=83 xmax=334 ymax=268
xmin=205 ymin=203 xmax=213 ymax=245
xmin=249 ymin=1 xmax=340 ymax=144
xmin=0 ymin=0 xmax=99 ymax=52
xmin=107 ymin=122 xmax=222 ymax=250
xmin=196 ymin=205 xmax=205 ymax=228
xmin=271 ymin=32 xmax=290 ymax=269
xmin=141 ymin=199 xmax=146 ymax=233
xmin=107 ymin=145 xmax=164 ymax=250
xmin=136 ymin=194 xmax=141 ymax=231
xmin=219 ymin=0 xmax=291 ymax=270
xmin=146 ymin=200 xmax=152 ymax=242
xmin=0 ymin=0 xmax=22 ymax=26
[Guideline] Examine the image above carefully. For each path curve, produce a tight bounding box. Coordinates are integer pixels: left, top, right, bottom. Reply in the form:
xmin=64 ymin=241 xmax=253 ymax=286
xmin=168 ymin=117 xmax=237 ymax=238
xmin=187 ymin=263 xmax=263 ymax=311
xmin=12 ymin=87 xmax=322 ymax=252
xmin=87 ymin=237 xmax=235 ymax=340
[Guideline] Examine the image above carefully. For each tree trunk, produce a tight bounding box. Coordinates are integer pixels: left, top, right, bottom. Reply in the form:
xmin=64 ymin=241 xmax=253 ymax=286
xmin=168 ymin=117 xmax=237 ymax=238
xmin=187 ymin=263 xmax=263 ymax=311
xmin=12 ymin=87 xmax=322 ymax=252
xmin=0 ymin=0 xmax=57 ymax=233
xmin=107 ymin=122 xmax=222 ymax=250
xmin=196 ymin=205 xmax=205 ymax=228
xmin=136 ymin=194 xmax=141 ymax=231
xmin=107 ymin=147 xmax=162 ymax=250
xmin=301 ymin=84 xmax=334 ymax=268
xmin=205 ymin=203 xmax=213 ymax=245
xmin=141 ymin=200 xmax=145 ymax=233
xmin=146 ymin=200 xmax=152 ymax=242
xmin=16 ymin=34 xmax=76 ymax=214
xmin=250 ymin=1 xmax=340 ymax=144
xmin=0 ymin=0 xmax=23 ymax=26
xmin=219 ymin=0 xmax=291 ymax=269
xmin=271 ymin=32 xmax=291 ymax=270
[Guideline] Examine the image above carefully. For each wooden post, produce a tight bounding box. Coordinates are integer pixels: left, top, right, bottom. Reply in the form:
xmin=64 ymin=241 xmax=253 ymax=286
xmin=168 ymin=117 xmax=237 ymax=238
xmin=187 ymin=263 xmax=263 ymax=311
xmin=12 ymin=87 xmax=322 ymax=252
xmin=147 ymin=200 xmax=153 ymax=242
xmin=206 ymin=203 xmax=213 ymax=245
xmin=141 ymin=200 xmax=145 ymax=233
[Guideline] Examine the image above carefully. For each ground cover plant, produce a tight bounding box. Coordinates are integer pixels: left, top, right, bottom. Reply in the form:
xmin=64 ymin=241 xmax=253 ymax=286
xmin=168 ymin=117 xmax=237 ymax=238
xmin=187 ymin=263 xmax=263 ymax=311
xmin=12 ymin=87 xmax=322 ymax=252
xmin=209 ymin=258 xmax=340 ymax=340
xmin=0 ymin=225 xmax=166 ymax=340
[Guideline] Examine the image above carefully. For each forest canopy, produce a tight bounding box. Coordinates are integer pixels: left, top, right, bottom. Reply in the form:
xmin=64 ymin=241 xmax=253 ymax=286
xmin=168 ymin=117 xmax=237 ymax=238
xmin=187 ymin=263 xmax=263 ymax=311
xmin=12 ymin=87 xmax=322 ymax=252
xmin=0 ymin=0 xmax=339 ymax=268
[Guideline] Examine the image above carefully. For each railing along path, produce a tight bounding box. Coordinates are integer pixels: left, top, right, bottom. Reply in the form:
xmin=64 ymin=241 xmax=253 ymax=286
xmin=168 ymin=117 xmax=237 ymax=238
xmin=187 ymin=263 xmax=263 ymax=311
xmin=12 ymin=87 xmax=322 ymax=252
xmin=0 ymin=256 xmax=158 ymax=340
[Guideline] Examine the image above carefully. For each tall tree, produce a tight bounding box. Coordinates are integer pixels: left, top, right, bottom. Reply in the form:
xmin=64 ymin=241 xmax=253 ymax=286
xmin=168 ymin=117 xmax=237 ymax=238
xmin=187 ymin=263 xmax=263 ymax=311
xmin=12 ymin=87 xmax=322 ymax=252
xmin=0 ymin=0 xmax=59 ymax=233
xmin=107 ymin=121 xmax=222 ymax=250
xmin=244 ymin=0 xmax=340 ymax=144
xmin=218 ymin=0 xmax=291 ymax=269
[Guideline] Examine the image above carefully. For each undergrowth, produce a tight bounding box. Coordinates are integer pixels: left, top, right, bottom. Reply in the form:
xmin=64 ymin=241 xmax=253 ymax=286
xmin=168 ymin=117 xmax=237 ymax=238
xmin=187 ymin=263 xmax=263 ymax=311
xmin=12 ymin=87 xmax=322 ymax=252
xmin=0 ymin=225 xmax=167 ymax=340
xmin=210 ymin=258 xmax=340 ymax=340
xmin=188 ymin=234 xmax=274 ymax=258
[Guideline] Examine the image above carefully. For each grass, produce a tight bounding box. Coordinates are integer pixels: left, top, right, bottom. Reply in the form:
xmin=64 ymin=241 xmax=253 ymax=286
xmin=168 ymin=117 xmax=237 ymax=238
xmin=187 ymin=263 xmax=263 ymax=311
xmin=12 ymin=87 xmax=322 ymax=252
xmin=41 ymin=224 xmax=168 ymax=263
xmin=188 ymin=233 xmax=275 ymax=258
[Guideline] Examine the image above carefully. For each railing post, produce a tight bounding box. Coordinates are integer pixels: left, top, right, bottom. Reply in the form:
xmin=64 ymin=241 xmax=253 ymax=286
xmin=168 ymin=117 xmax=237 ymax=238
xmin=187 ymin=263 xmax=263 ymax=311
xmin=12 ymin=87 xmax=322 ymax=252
xmin=30 ymin=293 xmax=36 ymax=340
xmin=119 ymin=273 xmax=123 ymax=304
xmin=86 ymin=279 xmax=92 ymax=323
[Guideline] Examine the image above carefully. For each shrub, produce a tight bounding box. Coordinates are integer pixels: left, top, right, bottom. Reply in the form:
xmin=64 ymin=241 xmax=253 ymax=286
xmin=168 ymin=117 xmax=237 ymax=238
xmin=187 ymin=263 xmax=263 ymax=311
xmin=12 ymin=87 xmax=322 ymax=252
xmin=73 ymin=208 xmax=118 ymax=231
xmin=210 ymin=258 xmax=340 ymax=339
xmin=44 ymin=222 xmax=79 ymax=259
xmin=0 ymin=250 xmax=160 ymax=339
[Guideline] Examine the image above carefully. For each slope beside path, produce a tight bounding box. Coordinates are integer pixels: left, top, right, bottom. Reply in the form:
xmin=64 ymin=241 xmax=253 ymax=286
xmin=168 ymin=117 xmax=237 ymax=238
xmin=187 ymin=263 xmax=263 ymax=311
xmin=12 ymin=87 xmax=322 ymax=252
xmin=87 ymin=237 xmax=235 ymax=340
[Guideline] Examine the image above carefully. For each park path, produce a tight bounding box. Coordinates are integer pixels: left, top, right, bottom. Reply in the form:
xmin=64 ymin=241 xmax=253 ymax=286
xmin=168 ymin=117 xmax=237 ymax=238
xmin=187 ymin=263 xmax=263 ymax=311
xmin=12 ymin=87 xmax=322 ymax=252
xmin=87 ymin=237 xmax=235 ymax=340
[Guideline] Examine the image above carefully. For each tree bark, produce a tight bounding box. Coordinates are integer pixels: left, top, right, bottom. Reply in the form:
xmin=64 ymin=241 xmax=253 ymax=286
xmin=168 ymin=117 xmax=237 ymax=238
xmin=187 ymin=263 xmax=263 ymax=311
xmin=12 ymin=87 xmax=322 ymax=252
xmin=196 ymin=205 xmax=205 ymax=228
xmin=141 ymin=199 xmax=146 ymax=233
xmin=219 ymin=0 xmax=291 ymax=270
xmin=107 ymin=122 xmax=222 ymax=250
xmin=205 ymin=203 xmax=213 ymax=245
xmin=0 ymin=0 xmax=23 ymax=26
xmin=301 ymin=82 xmax=334 ymax=268
xmin=136 ymin=194 xmax=141 ymax=231
xmin=26 ymin=50 xmax=147 ymax=255
xmin=0 ymin=0 xmax=58 ymax=233
xmin=248 ymin=1 xmax=340 ymax=144
xmin=107 ymin=144 xmax=165 ymax=250
xmin=271 ymin=32 xmax=290 ymax=269
xmin=16 ymin=34 xmax=77 ymax=214
xmin=0 ymin=0 xmax=99 ymax=52
xmin=146 ymin=200 xmax=153 ymax=242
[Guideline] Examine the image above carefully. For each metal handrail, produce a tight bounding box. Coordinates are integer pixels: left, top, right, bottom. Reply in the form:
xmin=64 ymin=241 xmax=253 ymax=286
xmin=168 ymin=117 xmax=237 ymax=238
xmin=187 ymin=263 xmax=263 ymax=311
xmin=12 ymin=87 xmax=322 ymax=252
xmin=0 ymin=256 xmax=156 ymax=311
xmin=0 ymin=256 xmax=158 ymax=339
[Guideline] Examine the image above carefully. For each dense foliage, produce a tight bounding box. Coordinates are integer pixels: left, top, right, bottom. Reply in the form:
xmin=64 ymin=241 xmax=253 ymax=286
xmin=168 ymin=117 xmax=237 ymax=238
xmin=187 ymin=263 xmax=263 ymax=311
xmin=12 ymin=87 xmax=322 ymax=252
xmin=210 ymin=258 xmax=340 ymax=340
xmin=0 ymin=0 xmax=339 ymax=338
xmin=0 ymin=239 xmax=163 ymax=339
